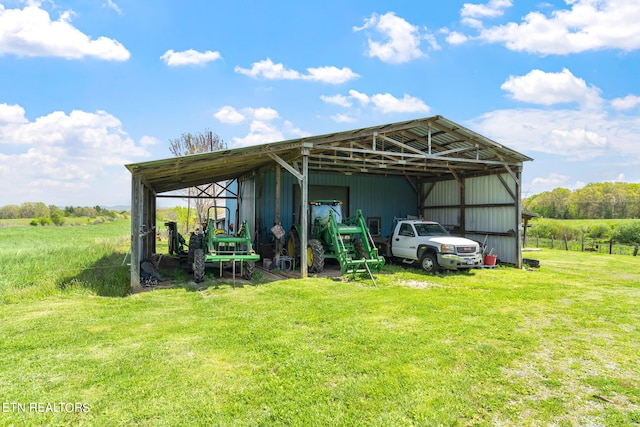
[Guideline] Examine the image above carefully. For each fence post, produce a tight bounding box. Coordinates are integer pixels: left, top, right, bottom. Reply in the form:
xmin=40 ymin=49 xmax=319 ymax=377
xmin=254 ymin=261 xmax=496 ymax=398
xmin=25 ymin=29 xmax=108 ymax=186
xmin=563 ymin=235 xmax=569 ymax=251
xmin=551 ymin=235 xmax=554 ymax=249
xmin=581 ymin=233 xmax=585 ymax=252
xmin=634 ymin=245 xmax=639 ymax=257
xmin=609 ymin=239 xmax=613 ymax=255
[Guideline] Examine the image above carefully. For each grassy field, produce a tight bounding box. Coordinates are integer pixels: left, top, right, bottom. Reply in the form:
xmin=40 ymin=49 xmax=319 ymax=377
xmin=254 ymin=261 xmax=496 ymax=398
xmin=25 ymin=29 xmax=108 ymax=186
xmin=0 ymin=221 xmax=639 ymax=426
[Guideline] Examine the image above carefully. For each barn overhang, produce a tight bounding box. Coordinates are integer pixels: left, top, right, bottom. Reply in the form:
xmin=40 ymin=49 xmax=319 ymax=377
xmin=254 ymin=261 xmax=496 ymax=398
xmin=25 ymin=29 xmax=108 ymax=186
xmin=126 ymin=115 xmax=532 ymax=290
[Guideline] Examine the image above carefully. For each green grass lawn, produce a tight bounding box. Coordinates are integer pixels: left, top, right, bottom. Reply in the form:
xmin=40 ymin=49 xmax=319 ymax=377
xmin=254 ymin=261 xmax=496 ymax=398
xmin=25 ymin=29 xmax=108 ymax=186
xmin=0 ymin=221 xmax=639 ymax=426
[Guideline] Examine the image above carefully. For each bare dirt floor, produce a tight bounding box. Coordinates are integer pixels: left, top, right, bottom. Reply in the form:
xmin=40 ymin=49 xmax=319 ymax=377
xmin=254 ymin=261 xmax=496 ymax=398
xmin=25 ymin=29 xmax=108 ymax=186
xmin=141 ymin=254 xmax=347 ymax=291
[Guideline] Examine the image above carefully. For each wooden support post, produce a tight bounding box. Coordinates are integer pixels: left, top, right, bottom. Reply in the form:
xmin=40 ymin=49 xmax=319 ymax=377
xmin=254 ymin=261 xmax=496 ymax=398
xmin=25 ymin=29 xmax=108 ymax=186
xmin=301 ymin=147 xmax=309 ymax=279
xmin=130 ymin=174 xmax=143 ymax=292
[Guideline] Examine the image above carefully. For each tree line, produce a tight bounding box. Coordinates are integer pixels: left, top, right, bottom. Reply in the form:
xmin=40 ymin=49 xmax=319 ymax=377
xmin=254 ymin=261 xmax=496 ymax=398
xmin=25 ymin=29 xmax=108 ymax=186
xmin=0 ymin=202 xmax=121 ymax=225
xmin=523 ymin=182 xmax=640 ymax=219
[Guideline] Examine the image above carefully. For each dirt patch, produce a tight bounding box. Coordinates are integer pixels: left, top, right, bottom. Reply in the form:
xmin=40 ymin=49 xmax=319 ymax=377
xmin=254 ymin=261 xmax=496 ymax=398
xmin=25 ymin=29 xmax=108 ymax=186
xmin=399 ymin=280 xmax=441 ymax=289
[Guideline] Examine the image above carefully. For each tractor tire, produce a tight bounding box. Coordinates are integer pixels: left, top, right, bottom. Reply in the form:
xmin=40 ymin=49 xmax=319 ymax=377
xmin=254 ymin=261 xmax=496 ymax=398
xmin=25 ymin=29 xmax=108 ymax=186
xmin=193 ymin=248 xmax=205 ymax=283
xmin=242 ymin=261 xmax=255 ymax=280
xmin=187 ymin=233 xmax=202 ymax=273
xmin=307 ymin=239 xmax=325 ymax=273
xmin=286 ymin=228 xmax=300 ymax=258
xmin=353 ymin=238 xmax=369 ymax=259
xmin=420 ymin=252 xmax=439 ymax=273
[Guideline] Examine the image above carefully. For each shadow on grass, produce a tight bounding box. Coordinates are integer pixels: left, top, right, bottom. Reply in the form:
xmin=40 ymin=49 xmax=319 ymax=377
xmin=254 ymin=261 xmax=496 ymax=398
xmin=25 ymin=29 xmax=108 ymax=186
xmin=56 ymin=251 xmax=130 ymax=297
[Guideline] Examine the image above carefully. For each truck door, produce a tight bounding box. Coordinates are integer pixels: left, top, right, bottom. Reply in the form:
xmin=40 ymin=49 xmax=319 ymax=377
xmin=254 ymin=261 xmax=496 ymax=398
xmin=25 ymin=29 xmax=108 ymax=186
xmin=393 ymin=223 xmax=419 ymax=259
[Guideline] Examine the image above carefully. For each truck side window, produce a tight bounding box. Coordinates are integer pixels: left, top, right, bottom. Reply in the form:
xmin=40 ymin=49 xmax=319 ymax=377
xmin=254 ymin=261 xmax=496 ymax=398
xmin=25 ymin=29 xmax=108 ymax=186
xmin=399 ymin=223 xmax=415 ymax=237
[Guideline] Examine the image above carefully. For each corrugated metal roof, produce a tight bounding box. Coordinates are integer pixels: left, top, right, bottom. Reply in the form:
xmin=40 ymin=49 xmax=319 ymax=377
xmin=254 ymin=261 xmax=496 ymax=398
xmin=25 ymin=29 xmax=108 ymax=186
xmin=125 ymin=115 xmax=532 ymax=194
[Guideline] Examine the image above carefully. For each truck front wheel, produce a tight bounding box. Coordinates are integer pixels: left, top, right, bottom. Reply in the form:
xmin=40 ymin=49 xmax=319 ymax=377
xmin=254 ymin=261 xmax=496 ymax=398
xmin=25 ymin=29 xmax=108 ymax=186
xmin=420 ymin=253 xmax=439 ymax=273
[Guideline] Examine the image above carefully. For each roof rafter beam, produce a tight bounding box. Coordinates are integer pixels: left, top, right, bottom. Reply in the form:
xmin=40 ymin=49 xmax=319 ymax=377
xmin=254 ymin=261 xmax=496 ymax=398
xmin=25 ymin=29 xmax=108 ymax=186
xmin=268 ymin=152 xmax=303 ymax=182
xmin=377 ymin=133 xmax=426 ymax=155
xmin=325 ymin=145 xmax=521 ymax=166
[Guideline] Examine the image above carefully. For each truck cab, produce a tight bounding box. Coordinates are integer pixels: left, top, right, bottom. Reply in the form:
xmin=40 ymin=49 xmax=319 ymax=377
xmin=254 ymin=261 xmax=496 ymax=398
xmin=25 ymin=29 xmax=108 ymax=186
xmin=378 ymin=219 xmax=483 ymax=273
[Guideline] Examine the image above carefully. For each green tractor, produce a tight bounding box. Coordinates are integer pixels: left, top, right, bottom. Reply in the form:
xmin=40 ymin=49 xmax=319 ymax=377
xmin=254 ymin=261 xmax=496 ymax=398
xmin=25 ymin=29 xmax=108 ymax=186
xmin=188 ymin=206 xmax=260 ymax=282
xmin=286 ymin=200 xmax=385 ymax=275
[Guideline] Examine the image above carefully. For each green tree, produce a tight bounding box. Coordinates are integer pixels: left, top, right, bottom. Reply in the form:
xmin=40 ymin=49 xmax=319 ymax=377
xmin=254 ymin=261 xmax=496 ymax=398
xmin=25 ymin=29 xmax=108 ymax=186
xmin=20 ymin=202 xmax=50 ymax=218
xmin=0 ymin=204 xmax=20 ymax=219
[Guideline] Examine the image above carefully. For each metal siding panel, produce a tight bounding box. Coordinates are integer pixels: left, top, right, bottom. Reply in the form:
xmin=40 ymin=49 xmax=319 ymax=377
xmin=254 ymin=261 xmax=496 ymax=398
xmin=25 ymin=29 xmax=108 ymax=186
xmin=466 ymin=174 xmax=513 ymax=205
xmin=423 ymin=180 xmax=461 ymax=206
xmin=239 ymin=178 xmax=255 ymax=237
xmin=466 ymin=234 xmax=517 ymax=265
xmin=466 ymin=207 xmax=515 ymax=233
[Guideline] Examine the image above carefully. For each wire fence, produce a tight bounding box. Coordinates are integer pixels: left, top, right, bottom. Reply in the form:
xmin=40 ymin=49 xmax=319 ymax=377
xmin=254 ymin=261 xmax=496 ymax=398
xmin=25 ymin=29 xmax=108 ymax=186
xmin=524 ymin=235 xmax=640 ymax=256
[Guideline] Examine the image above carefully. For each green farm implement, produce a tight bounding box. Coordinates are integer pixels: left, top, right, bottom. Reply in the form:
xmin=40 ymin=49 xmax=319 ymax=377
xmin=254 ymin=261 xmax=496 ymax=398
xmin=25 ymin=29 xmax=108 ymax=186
xmin=286 ymin=200 xmax=384 ymax=277
xmin=189 ymin=206 xmax=260 ymax=282
xmin=166 ymin=206 xmax=259 ymax=282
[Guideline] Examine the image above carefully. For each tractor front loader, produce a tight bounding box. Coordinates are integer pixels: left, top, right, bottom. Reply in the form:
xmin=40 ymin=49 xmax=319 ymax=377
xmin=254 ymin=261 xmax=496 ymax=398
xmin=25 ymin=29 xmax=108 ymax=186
xmin=286 ymin=200 xmax=385 ymax=277
xmin=188 ymin=206 xmax=260 ymax=283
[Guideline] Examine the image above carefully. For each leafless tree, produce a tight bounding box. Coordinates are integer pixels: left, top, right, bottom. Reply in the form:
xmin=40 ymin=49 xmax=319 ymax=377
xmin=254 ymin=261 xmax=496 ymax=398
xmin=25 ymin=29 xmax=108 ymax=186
xmin=169 ymin=130 xmax=227 ymax=231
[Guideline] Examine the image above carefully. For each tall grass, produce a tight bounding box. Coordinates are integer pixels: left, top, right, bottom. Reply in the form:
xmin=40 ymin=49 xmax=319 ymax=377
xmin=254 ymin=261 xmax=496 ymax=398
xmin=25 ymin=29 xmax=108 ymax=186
xmin=0 ymin=219 xmax=131 ymax=302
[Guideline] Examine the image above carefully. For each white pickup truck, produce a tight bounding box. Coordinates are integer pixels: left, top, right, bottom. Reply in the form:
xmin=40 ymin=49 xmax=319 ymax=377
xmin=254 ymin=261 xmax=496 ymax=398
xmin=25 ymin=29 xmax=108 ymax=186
xmin=375 ymin=219 xmax=483 ymax=273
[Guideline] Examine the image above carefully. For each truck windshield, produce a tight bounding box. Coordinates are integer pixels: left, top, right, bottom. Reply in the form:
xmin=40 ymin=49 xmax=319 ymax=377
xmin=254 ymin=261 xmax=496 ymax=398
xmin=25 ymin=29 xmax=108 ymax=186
xmin=414 ymin=223 xmax=449 ymax=236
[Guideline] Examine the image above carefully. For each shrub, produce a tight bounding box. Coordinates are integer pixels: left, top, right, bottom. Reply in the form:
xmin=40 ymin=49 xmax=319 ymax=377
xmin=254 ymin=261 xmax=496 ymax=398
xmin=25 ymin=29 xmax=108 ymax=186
xmin=610 ymin=220 xmax=640 ymax=245
xmin=588 ymin=223 xmax=610 ymax=239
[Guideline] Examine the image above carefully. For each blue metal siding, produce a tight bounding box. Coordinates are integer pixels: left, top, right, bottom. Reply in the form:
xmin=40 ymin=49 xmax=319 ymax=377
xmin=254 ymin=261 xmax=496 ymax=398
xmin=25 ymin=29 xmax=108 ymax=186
xmin=254 ymin=172 xmax=417 ymax=242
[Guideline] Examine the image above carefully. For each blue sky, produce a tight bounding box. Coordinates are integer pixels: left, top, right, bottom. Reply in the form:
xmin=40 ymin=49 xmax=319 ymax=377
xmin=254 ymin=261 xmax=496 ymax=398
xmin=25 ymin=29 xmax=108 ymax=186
xmin=1 ymin=0 xmax=639 ymax=206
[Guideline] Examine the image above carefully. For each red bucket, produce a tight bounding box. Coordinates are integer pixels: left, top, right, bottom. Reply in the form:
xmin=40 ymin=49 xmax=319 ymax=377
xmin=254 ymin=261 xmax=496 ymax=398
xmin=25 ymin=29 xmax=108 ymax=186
xmin=483 ymin=254 xmax=497 ymax=267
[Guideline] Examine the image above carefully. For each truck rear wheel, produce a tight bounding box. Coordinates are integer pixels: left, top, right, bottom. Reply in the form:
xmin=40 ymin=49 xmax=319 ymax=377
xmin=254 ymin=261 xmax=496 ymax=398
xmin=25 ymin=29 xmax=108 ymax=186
xmin=420 ymin=253 xmax=439 ymax=273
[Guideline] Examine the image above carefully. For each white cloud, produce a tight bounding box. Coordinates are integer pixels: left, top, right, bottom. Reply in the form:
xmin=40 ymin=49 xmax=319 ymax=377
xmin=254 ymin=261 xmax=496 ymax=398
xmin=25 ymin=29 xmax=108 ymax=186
xmin=320 ymin=95 xmax=352 ymax=108
xmin=348 ymin=90 xmax=372 ymax=107
xmin=531 ymin=173 xmax=569 ymax=187
xmin=231 ymin=121 xmax=284 ymax=148
xmin=611 ymin=94 xmax=640 ymax=110
xmin=330 ymin=113 xmax=356 ymax=124
xmin=215 ymin=105 xmax=310 ymax=148
xmin=283 ymin=121 xmax=311 ymax=138
xmin=103 ymin=0 xmax=122 ymax=15
xmin=214 ymin=106 xmax=279 ymax=124
xmin=0 ymin=4 xmax=130 ymax=60
xmin=462 ymin=0 xmax=640 ymax=54
xmin=140 ymin=136 xmax=159 ymax=146
xmin=160 ymin=49 xmax=222 ymax=66
xmin=468 ymin=106 xmax=640 ymax=161
xmin=0 ymin=103 xmax=150 ymax=204
xmin=445 ymin=31 xmax=469 ymax=45
xmin=501 ymin=68 xmax=602 ymax=108
xmin=354 ymin=12 xmax=438 ymax=63
xmin=461 ymin=0 xmax=512 ymax=18
xmin=235 ymin=58 xmax=358 ymax=84
xmin=370 ymin=93 xmax=431 ymax=114
xmin=214 ymin=106 xmax=246 ymax=124
xmin=0 ymin=103 xmax=28 ymax=124
xmin=245 ymin=107 xmax=279 ymax=121
xmin=322 ymin=90 xmax=430 ymax=115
